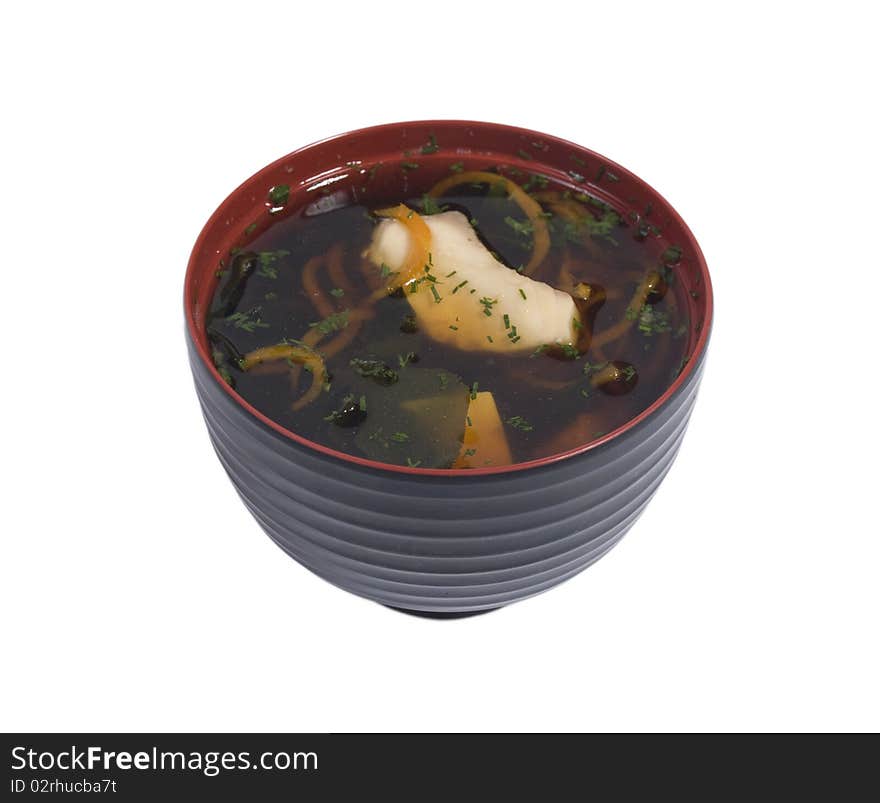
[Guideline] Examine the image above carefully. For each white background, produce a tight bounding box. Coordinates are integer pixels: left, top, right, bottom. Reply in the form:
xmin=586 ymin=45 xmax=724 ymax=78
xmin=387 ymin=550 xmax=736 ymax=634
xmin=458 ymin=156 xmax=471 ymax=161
xmin=2 ymin=1 xmax=877 ymax=733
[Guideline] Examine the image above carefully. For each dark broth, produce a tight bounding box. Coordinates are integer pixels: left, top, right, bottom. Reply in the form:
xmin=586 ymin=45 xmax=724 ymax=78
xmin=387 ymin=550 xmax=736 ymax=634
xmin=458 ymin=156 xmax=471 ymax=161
xmin=206 ymin=160 xmax=690 ymax=469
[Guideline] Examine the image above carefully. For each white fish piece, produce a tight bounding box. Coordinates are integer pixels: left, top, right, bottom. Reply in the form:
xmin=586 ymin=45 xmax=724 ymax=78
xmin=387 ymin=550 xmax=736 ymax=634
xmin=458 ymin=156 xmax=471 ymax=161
xmin=366 ymin=211 xmax=578 ymax=353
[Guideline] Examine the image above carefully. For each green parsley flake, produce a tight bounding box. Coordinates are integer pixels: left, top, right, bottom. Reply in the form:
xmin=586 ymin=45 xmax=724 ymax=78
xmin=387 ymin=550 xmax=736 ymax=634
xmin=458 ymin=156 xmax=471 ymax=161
xmin=226 ymin=306 xmax=269 ymax=332
xmin=268 ymin=184 xmax=290 ymax=206
xmin=256 ymin=249 xmax=290 ymax=279
xmin=309 ymin=310 xmax=350 ymax=336
xmin=421 ymin=194 xmax=444 ymax=215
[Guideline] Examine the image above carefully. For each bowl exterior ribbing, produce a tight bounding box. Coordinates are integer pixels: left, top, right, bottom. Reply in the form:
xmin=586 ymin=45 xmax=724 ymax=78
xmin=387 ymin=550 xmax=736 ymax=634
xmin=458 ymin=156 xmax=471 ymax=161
xmin=187 ymin=333 xmax=705 ymax=613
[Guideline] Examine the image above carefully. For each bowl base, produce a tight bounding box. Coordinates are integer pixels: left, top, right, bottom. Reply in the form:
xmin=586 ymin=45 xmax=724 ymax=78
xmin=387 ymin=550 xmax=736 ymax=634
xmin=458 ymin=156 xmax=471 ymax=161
xmin=384 ymin=605 xmax=500 ymax=619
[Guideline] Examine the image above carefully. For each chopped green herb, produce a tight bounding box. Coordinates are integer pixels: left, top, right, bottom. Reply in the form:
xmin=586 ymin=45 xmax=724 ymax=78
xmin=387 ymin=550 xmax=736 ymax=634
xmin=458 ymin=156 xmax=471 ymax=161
xmin=518 ymin=289 xmax=527 ymax=300
xmin=583 ymin=360 xmax=609 ymax=376
xmin=661 ymin=245 xmax=683 ymax=265
xmin=438 ymin=373 xmax=449 ymax=390
xmin=420 ymin=134 xmax=439 ymax=155
xmin=309 ymin=310 xmax=350 ymax=336
xmin=449 ymin=324 xmax=459 ymax=331
xmin=330 ymin=287 xmax=345 ymax=298
xmin=637 ymin=305 xmax=673 ymax=336
xmin=487 ymin=335 xmax=494 ymax=343
xmin=264 ymin=291 xmax=278 ymax=301
xmin=267 ymin=184 xmax=290 ymax=206
xmin=523 ymin=173 xmax=549 ymax=192
xmin=517 ymin=148 xmax=533 ymax=161
xmin=479 ymin=296 xmax=498 ymax=316
xmin=449 ymin=161 xmax=464 ymax=173
xmin=505 ymin=415 xmax=534 ymax=432
xmin=504 ymin=216 xmax=535 ymax=238
xmin=397 ymin=351 xmax=419 ymax=368
xmin=226 ymin=306 xmax=269 ymax=332
xmin=575 ymin=208 xmax=621 ymax=241
xmin=406 ymin=457 xmax=422 ymax=468
xmin=430 ymin=285 xmax=442 ymax=303
xmin=469 ymin=217 xmax=479 ymax=227
xmin=401 ymin=161 xmax=420 ymax=171
xmin=567 ymin=170 xmax=585 ymax=183
xmin=244 ymin=222 xmax=257 ymax=235
xmin=256 ymin=249 xmax=290 ymax=279
xmin=470 ymin=381 xmax=479 ymax=400
xmin=503 ymin=314 xmax=511 ymax=329
xmin=464 ymin=449 xmax=477 ymax=457
xmin=420 ymin=194 xmax=445 ymax=215
xmin=390 ymin=431 xmax=410 ymax=443
xmin=466 ymin=416 xmax=473 ymax=427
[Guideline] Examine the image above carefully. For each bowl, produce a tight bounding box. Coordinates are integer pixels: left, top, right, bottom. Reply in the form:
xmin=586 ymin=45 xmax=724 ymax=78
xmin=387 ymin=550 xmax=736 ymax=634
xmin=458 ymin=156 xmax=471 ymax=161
xmin=184 ymin=120 xmax=712 ymax=615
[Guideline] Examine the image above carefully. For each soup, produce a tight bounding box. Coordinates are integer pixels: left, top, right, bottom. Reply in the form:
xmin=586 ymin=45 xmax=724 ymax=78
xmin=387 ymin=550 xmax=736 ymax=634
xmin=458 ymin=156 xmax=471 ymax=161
xmin=205 ymin=150 xmax=691 ymax=469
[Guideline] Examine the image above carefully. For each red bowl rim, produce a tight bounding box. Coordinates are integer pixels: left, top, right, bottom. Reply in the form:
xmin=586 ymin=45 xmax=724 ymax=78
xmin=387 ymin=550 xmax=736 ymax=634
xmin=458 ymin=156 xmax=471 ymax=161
xmin=185 ymin=119 xmax=713 ymax=477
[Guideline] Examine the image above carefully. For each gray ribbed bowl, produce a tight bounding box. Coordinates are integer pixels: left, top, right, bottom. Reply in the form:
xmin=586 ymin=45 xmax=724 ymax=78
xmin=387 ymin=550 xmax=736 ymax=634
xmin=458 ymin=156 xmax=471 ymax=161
xmin=184 ymin=121 xmax=712 ymax=615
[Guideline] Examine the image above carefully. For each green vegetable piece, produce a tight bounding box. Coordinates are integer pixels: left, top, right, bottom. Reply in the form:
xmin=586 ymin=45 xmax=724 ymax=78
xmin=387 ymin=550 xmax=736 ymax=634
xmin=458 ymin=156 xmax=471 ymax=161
xmin=354 ymin=368 xmax=469 ymax=468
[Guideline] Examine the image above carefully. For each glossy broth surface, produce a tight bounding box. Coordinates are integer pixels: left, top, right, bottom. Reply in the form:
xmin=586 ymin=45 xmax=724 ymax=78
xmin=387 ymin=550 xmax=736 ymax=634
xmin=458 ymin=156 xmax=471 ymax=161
xmin=206 ymin=161 xmax=691 ymax=469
